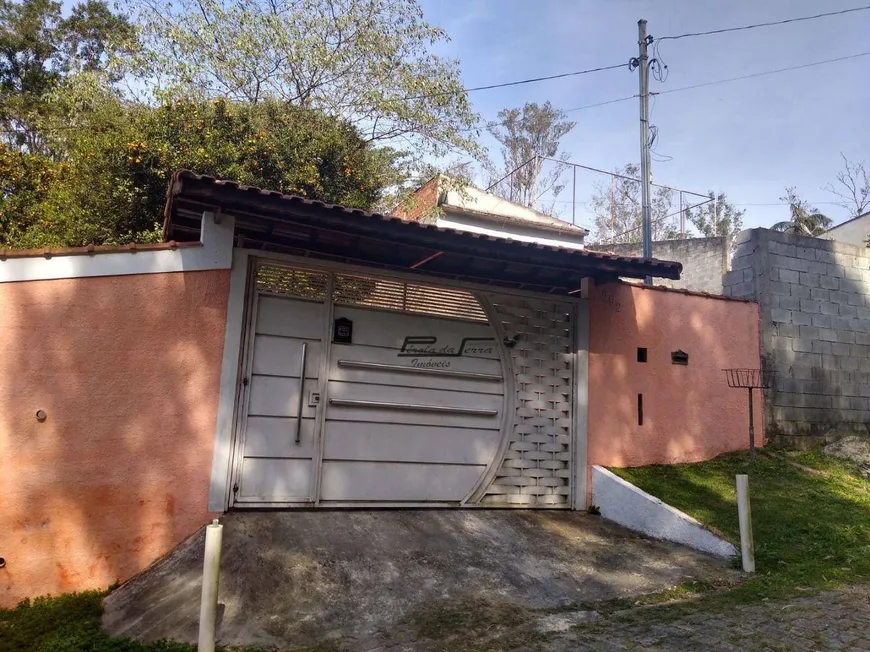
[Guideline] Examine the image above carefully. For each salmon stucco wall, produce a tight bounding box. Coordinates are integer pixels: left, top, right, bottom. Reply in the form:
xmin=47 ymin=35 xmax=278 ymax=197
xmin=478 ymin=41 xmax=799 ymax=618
xmin=0 ymin=270 xmax=230 ymax=607
xmin=587 ymin=282 xmax=762 ymax=471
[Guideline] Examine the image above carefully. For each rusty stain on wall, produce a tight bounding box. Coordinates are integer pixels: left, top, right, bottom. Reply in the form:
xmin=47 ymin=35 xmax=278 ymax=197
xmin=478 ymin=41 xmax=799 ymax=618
xmin=0 ymin=270 xmax=229 ymax=606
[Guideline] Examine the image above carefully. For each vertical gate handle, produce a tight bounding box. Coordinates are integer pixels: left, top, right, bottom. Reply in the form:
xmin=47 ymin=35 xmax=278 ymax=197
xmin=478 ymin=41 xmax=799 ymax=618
xmin=295 ymin=342 xmax=307 ymax=444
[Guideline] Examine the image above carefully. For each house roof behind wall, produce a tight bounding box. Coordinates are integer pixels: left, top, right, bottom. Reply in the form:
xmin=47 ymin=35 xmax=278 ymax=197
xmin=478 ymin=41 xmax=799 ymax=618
xmin=438 ymin=185 xmax=589 ymax=237
xmin=163 ymin=170 xmax=682 ymax=295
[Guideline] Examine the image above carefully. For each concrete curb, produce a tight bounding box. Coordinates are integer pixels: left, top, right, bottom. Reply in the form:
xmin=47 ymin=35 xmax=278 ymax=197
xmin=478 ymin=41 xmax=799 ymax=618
xmin=591 ymin=466 xmax=737 ymax=559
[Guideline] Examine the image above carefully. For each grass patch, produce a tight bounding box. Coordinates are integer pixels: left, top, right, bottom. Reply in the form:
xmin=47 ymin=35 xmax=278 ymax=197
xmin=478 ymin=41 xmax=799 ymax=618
xmin=611 ymin=450 xmax=870 ymax=605
xmin=0 ymin=592 xmax=195 ymax=652
xmin=0 ymin=592 xmax=277 ymax=652
xmin=581 ymin=580 xmax=717 ymax=616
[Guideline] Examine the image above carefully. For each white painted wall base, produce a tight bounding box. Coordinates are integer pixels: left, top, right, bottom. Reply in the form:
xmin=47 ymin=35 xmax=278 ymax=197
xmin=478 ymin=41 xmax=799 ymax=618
xmin=591 ymin=465 xmax=737 ymax=559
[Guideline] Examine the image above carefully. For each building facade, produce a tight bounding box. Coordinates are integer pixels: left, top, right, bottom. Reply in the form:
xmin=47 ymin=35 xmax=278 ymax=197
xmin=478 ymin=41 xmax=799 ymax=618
xmin=0 ymin=172 xmax=762 ymax=605
xmin=821 ymin=211 xmax=870 ymax=247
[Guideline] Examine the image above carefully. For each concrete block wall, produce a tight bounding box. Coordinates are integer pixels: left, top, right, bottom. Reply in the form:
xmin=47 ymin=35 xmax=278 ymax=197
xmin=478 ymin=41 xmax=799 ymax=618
xmin=724 ymin=228 xmax=870 ymax=442
xmin=588 ymin=237 xmax=729 ymax=294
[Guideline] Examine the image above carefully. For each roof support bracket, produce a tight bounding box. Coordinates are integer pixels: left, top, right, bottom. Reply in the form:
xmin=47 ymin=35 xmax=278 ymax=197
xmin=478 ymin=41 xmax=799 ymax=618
xmin=409 ymin=250 xmax=444 ymax=269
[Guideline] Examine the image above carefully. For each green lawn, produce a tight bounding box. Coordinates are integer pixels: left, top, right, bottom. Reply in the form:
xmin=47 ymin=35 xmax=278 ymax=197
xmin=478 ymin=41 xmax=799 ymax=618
xmin=611 ymin=451 xmax=870 ymax=605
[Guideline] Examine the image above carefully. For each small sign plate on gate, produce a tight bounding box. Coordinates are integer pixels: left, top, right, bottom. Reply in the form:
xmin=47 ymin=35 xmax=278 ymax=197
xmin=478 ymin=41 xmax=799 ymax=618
xmin=333 ymin=317 xmax=353 ymax=344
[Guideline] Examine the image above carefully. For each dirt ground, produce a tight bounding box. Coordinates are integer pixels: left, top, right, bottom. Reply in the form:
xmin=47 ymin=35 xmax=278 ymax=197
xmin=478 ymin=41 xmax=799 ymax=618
xmin=825 ymin=436 xmax=870 ymax=475
xmin=102 ymin=510 xmax=737 ymax=650
xmin=362 ymin=583 xmax=870 ymax=651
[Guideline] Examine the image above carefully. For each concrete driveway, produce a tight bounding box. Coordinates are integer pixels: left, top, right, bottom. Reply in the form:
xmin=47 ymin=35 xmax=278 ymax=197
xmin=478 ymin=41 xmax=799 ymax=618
xmin=102 ymin=510 xmax=736 ymax=650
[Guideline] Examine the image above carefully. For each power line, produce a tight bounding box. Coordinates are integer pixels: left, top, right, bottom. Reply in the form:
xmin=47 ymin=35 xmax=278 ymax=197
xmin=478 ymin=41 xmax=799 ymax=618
xmin=2 ymin=63 xmax=634 ymax=138
xmin=562 ymin=49 xmax=870 ymax=114
xmin=596 ymin=198 xmax=714 ymax=244
xmin=5 ymin=49 xmax=870 ymax=138
xmin=398 ymin=62 xmax=630 ymax=101
xmin=564 ymin=94 xmax=637 ymax=113
xmin=657 ymin=5 xmax=870 ymax=41
xmin=733 ymin=202 xmax=842 ymax=207
xmin=656 ymin=51 xmax=870 ymax=96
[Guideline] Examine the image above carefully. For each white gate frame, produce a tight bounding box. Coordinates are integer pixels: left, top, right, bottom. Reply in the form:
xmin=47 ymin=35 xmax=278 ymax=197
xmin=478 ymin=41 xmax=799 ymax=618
xmin=207 ymin=248 xmax=590 ymax=512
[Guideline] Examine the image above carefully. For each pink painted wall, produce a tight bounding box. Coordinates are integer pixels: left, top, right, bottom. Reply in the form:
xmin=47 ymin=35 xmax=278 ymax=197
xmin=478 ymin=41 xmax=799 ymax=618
xmin=588 ymin=282 xmax=762 ymax=470
xmin=0 ymin=270 xmax=229 ymax=607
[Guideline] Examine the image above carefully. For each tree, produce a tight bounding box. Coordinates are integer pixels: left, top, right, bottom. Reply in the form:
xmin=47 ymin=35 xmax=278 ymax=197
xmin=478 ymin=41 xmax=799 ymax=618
xmin=1 ymin=0 xmax=478 ymax=247
xmin=484 ymin=101 xmax=575 ymax=213
xmin=683 ymin=192 xmax=744 ymax=240
xmin=124 ymin=0 xmax=479 ymax=163
xmin=2 ymin=92 xmax=402 ymax=248
xmin=0 ymin=0 xmax=134 ymax=153
xmin=590 ymin=163 xmax=678 ymax=244
xmin=772 ymin=187 xmax=832 ymax=236
xmin=0 ymin=143 xmax=58 ymax=243
xmin=824 ymin=153 xmax=870 ymax=218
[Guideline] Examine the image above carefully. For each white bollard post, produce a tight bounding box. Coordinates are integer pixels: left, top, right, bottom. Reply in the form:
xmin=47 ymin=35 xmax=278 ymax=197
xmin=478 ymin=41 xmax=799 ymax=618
xmin=198 ymin=519 xmax=223 ymax=652
xmin=736 ymin=474 xmax=755 ymax=573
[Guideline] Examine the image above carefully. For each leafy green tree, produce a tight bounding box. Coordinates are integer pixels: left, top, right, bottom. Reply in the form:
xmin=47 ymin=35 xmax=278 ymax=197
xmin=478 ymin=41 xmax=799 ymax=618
xmin=1 ymin=0 xmax=477 ymax=247
xmin=485 ymin=101 xmax=575 ymax=213
xmin=2 ymin=90 xmax=402 ymax=248
xmin=772 ymin=187 xmax=832 ymax=236
xmin=683 ymin=192 xmax=744 ymax=240
xmin=125 ymin=0 xmax=479 ymax=162
xmin=0 ymin=0 xmax=134 ymax=152
xmin=0 ymin=143 xmax=59 ymax=243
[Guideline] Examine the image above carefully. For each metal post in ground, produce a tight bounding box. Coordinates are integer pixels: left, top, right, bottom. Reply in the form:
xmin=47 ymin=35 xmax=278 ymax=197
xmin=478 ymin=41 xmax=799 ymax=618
xmin=724 ymin=368 xmax=773 ymax=463
xmin=198 ymin=519 xmax=223 ymax=652
xmin=736 ymin=474 xmax=755 ymax=573
xmin=748 ymin=387 xmax=756 ymax=461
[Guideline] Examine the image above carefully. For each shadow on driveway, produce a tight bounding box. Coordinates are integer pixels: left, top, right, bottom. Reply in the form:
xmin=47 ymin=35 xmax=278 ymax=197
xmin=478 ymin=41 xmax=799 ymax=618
xmin=102 ymin=510 xmax=738 ymax=649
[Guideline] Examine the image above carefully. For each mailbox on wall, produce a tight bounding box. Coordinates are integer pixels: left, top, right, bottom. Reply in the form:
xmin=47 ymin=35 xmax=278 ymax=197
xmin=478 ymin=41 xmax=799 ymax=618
xmin=333 ymin=317 xmax=353 ymax=344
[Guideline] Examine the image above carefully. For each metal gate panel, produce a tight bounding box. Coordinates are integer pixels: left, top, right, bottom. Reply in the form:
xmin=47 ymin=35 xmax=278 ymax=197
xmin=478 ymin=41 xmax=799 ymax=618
xmin=482 ymin=295 xmax=574 ymax=507
xmin=232 ymin=266 xmax=329 ymax=505
xmin=231 ymin=261 xmax=579 ymax=508
xmin=319 ymin=302 xmax=505 ymax=504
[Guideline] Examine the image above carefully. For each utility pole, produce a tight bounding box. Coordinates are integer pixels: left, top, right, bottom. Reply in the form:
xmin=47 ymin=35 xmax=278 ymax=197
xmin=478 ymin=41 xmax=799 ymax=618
xmin=572 ymin=164 xmax=576 ymax=225
xmin=679 ymin=191 xmax=685 ymax=239
xmin=637 ymin=19 xmax=653 ymax=285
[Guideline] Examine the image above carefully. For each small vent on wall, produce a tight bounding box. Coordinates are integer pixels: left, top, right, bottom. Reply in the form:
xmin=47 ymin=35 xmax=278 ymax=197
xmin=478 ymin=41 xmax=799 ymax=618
xmin=671 ymin=350 xmax=689 ymax=365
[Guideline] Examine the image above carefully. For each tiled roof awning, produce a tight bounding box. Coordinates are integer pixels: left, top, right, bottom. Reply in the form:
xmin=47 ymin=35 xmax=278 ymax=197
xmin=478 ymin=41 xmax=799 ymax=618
xmin=164 ymin=170 xmax=682 ymax=295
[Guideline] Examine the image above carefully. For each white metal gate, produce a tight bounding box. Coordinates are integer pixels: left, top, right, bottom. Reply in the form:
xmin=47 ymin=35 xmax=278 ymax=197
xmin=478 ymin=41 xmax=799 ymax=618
xmin=232 ymin=268 xmax=328 ymax=504
xmin=231 ymin=262 xmax=515 ymax=507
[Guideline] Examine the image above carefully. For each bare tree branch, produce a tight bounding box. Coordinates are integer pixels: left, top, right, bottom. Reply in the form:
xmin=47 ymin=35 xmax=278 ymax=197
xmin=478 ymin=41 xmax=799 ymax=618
xmin=824 ymin=153 xmax=870 ymax=218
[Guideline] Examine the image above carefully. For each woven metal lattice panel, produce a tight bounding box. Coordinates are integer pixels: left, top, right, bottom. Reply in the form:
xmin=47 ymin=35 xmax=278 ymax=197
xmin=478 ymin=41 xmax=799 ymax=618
xmin=483 ymin=296 xmax=573 ymax=507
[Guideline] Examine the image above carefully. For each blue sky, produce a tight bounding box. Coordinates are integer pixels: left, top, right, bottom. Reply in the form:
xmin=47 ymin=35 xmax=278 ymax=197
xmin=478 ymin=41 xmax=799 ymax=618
xmin=419 ymin=0 xmax=870 ymax=232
